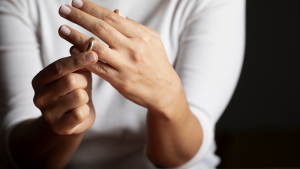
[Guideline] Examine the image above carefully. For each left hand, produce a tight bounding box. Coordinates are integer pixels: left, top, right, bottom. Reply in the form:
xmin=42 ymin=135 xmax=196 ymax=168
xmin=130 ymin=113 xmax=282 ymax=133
xmin=58 ymin=0 xmax=183 ymax=114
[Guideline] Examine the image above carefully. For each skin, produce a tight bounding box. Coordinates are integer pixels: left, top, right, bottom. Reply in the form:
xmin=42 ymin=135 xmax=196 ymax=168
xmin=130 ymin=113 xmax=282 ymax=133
xmin=9 ymin=0 xmax=203 ymax=168
xmin=10 ymin=53 xmax=97 ymax=168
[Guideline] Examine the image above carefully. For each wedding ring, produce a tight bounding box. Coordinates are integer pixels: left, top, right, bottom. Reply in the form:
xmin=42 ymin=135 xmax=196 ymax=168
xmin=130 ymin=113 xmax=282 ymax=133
xmin=86 ymin=37 xmax=95 ymax=52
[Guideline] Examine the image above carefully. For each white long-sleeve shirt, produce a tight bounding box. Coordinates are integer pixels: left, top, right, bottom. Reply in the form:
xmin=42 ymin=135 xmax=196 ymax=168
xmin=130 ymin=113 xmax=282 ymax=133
xmin=0 ymin=0 xmax=245 ymax=168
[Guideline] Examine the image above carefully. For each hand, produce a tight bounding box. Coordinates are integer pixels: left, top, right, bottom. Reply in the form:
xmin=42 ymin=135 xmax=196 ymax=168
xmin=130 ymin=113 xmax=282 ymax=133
xmin=58 ymin=0 xmax=183 ymax=114
xmin=32 ymin=52 xmax=98 ymax=135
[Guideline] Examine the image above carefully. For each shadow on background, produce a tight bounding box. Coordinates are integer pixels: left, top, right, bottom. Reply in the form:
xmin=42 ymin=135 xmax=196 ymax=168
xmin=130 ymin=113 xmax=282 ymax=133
xmin=215 ymin=0 xmax=299 ymax=168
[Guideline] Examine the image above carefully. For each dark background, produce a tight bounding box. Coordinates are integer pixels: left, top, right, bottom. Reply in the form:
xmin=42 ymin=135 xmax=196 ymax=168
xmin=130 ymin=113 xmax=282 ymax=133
xmin=215 ymin=0 xmax=300 ymax=168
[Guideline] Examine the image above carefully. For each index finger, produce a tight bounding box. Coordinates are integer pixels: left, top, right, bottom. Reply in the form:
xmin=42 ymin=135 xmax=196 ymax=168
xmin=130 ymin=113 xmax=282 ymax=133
xmin=71 ymin=0 xmax=146 ymax=38
xmin=32 ymin=52 xmax=97 ymax=88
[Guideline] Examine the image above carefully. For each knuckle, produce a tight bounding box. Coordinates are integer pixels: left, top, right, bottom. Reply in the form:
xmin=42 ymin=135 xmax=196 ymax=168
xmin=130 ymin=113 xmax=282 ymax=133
xmin=74 ymin=89 xmax=88 ymax=103
xmin=95 ymin=62 xmax=109 ymax=75
xmin=33 ymin=95 xmax=40 ymax=107
xmin=95 ymin=45 xmax=107 ymax=57
xmin=53 ymin=59 xmax=64 ymax=76
xmin=84 ymin=104 xmax=90 ymax=113
xmin=31 ymin=76 xmax=38 ymax=89
xmin=73 ymin=33 xmax=85 ymax=47
xmin=72 ymin=12 xmax=83 ymax=23
xmin=103 ymin=12 xmax=118 ymax=24
xmin=72 ymin=55 xmax=83 ymax=68
xmin=51 ymin=126 xmax=60 ymax=134
xmin=33 ymin=95 xmax=44 ymax=108
xmin=64 ymin=74 xmax=77 ymax=89
xmin=43 ymin=111 xmax=54 ymax=123
xmin=118 ymin=79 xmax=132 ymax=93
xmin=131 ymin=48 xmax=144 ymax=62
xmin=95 ymin=21 xmax=110 ymax=35
xmin=73 ymin=108 xmax=86 ymax=122
xmin=84 ymin=3 xmax=94 ymax=14
xmin=140 ymin=34 xmax=150 ymax=43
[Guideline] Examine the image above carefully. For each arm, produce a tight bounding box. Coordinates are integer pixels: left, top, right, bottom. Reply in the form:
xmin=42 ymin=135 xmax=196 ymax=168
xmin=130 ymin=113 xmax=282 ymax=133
xmin=147 ymin=0 xmax=246 ymax=167
xmin=58 ymin=0 xmax=245 ymax=167
xmin=0 ymin=1 xmax=98 ymax=168
xmin=148 ymin=0 xmax=246 ymax=167
xmin=146 ymin=89 xmax=202 ymax=167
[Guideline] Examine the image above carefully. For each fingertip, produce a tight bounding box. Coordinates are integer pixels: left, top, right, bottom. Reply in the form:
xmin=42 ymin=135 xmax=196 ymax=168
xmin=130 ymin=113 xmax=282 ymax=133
xmin=72 ymin=0 xmax=83 ymax=8
xmin=58 ymin=5 xmax=63 ymax=14
xmin=70 ymin=46 xmax=82 ymax=55
xmin=114 ymin=9 xmax=119 ymax=14
xmin=59 ymin=5 xmax=71 ymax=16
xmin=60 ymin=25 xmax=71 ymax=37
xmin=85 ymin=52 xmax=98 ymax=64
xmin=114 ymin=9 xmax=126 ymax=19
xmin=58 ymin=25 xmax=63 ymax=35
xmin=58 ymin=25 xmax=71 ymax=38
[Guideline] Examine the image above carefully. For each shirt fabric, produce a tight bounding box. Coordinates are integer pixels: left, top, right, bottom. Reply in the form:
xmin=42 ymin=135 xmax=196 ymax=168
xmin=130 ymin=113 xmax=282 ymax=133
xmin=0 ymin=0 xmax=245 ymax=168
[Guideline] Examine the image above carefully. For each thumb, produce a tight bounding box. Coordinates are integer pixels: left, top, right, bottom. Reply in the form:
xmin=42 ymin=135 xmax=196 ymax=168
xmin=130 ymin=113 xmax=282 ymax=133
xmin=33 ymin=51 xmax=98 ymax=87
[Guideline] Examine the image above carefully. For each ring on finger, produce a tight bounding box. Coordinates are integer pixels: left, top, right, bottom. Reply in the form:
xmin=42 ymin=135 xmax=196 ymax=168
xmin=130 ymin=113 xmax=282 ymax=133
xmin=86 ymin=37 xmax=95 ymax=52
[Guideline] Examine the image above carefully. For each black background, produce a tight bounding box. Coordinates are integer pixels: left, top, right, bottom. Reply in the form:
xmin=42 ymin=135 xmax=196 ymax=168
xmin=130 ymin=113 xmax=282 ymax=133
xmin=215 ymin=0 xmax=300 ymax=168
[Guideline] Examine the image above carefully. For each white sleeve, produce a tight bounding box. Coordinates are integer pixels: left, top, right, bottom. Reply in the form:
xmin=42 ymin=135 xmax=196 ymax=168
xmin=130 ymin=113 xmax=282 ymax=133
xmin=0 ymin=0 xmax=43 ymax=168
xmin=173 ymin=0 xmax=245 ymax=168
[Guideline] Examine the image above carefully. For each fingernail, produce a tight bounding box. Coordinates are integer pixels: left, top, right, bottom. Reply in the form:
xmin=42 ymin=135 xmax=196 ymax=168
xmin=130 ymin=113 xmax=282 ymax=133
xmin=71 ymin=47 xmax=81 ymax=55
xmin=60 ymin=5 xmax=71 ymax=16
xmin=72 ymin=0 xmax=83 ymax=8
xmin=85 ymin=52 xmax=96 ymax=63
xmin=118 ymin=10 xmax=126 ymax=19
xmin=60 ymin=26 xmax=71 ymax=36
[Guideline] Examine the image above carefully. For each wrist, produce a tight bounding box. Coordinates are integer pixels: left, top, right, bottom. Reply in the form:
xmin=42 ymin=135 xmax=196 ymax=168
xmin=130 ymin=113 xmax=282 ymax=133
xmin=147 ymin=86 xmax=190 ymax=122
xmin=10 ymin=116 xmax=84 ymax=168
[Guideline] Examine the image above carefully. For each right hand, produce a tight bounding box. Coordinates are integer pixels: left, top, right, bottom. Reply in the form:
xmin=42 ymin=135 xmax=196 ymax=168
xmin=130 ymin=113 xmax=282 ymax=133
xmin=32 ymin=51 xmax=98 ymax=135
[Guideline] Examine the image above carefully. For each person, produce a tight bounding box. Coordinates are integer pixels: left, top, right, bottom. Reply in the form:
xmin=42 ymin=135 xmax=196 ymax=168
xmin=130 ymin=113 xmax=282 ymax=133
xmin=0 ymin=0 xmax=245 ymax=168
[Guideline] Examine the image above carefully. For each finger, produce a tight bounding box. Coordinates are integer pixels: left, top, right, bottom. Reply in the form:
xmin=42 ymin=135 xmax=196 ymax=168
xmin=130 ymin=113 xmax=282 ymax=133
xmin=71 ymin=0 xmax=146 ymax=38
xmin=45 ymin=72 xmax=88 ymax=98
xmin=50 ymin=89 xmax=89 ymax=117
xmin=114 ymin=9 xmax=126 ymax=19
xmin=68 ymin=45 xmax=118 ymax=81
xmin=70 ymin=46 xmax=83 ymax=56
xmin=59 ymin=5 xmax=129 ymax=49
xmin=118 ymin=13 xmax=159 ymax=38
xmin=32 ymin=51 xmax=97 ymax=87
xmin=55 ymin=104 xmax=89 ymax=135
xmin=59 ymin=25 xmax=122 ymax=69
xmin=87 ymin=60 xmax=118 ymax=83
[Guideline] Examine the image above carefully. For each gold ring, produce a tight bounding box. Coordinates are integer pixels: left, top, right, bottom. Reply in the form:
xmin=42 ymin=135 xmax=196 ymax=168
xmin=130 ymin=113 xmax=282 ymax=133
xmin=86 ymin=37 xmax=95 ymax=52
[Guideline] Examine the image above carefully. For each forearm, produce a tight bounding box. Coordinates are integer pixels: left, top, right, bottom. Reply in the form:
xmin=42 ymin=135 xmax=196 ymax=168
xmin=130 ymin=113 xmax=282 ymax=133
xmin=9 ymin=116 xmax=83 ymax=169
xmin=146 ymin=89 xmax=203 ymax=168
